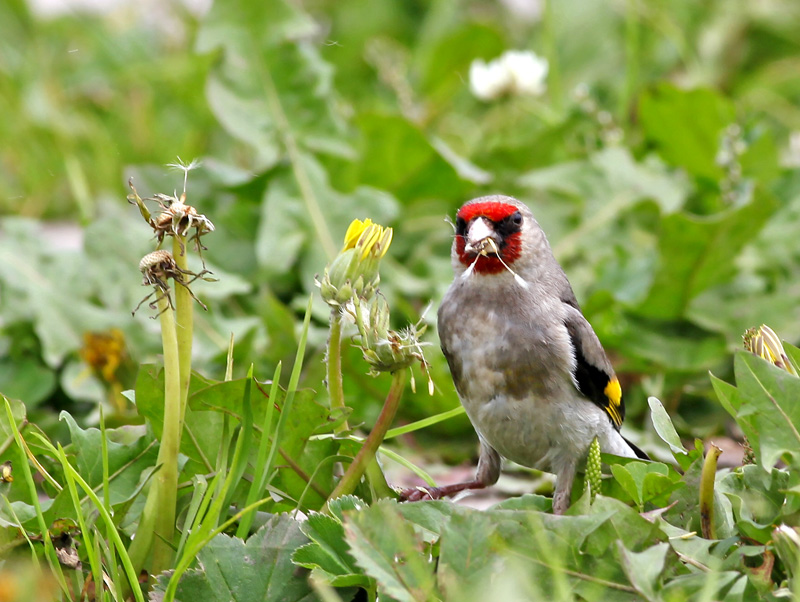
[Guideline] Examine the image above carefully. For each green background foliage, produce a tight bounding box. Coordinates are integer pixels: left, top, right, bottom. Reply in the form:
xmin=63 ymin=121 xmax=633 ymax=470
xmin=2 ymin=0 xmax=800 ymax=599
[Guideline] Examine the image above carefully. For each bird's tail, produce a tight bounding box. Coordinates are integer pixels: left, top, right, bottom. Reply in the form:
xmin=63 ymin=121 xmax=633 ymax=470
xmin=623 ymin=436 xmax=650 ymax=460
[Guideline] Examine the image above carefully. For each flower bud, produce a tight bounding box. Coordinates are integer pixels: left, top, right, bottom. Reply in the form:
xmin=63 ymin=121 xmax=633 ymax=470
xmin=743 ymin=324 xmax=797 ymax=376
xmin=586 ymin=436 xmax=601 ymax=503
xmin=319 ymin=218 xmax=393 ymax=307
xmin=352 ymin=296 xmax=428 ymax=376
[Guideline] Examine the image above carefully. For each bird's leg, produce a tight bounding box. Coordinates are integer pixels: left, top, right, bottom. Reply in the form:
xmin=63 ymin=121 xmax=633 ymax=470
xmin=399 ymin=441 xmax=501 ymax=502
xmin=551 ymin=459 xmax=577 ymax=515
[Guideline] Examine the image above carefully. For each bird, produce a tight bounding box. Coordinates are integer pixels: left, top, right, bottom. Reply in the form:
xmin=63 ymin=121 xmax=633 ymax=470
xmin=401 ymin=195 xmax=647 ymax=514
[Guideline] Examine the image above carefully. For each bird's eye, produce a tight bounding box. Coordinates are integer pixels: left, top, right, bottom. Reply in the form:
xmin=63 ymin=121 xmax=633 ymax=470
xmin=511 ymin=211 xmax=522 ymax=225
xmin=455 ymin=216 xmax=467 ymax=235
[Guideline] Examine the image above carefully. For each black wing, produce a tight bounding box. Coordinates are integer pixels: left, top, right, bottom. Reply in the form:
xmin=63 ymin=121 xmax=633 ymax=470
xmin=562 ymin=304 xmax=625 ymax=429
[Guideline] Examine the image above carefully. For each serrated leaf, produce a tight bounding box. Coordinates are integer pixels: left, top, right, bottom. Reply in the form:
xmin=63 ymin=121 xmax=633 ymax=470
xmin=156 ymin=514 xmax=315 ymax=602
xmin=60 ymin=412 xmax=157 ymax=506
xmin=344 ymin=500 xmax=438 ymax=602
xmin=617 ymin=541 xmax=669 ymax=600
xmin=291 ymin=511 xmax=369 ymax=588
xmin=437 ymin=510 xmax=501 ymax=601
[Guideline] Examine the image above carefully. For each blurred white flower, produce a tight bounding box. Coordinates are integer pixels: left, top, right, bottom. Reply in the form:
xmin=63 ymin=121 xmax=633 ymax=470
xmin=782 ymin=131 xmax=800 ymax=168
xmin=469 ymin=50 xmax=549 ymax=101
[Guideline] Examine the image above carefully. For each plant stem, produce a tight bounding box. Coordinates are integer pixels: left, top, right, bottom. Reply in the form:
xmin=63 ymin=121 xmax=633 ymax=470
xmin=623 ymin=0 xmax=640 ymax=121
xmin=327 ymin=310 xmax=349 ymax=434
xmin=700 ymin=443 xmax=722 ymax=539
xmin=127 ymin=293 xmax=182 ymax=575
xmin=325 ymin=371 xmax=406 ymax=505
xmin=543 ymin=0 xmax=563 ymax=115
xmin=172 ymin=235 xmax=192 ymax=424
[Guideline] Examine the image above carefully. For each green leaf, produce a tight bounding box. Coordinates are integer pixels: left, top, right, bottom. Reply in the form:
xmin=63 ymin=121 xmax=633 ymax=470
xmin=648 ymin=396 xmax=687 ymax=456
xmin=733 ymin=351 xmax=800 ymax=468
xmin=610 ymin=461 xmax=681 ymax=509
xmin=59 ymin=412 xmax=158 ymax=507
xmin=196 ymin=0 xmax=349 ymax=171
xmin=640 ymin=84 xmax=735 ymax=180
xmin=437 ymin=510 xmax=503 ymax=601
xmin=396 ymin=500 xmax=465 ymax=542
xmin=617 ymin=542 xmax=669 ymax=601
xmin=520 ymin=147 xmax=689 ymax=216
xmin=0 ymin=358 xmax=55 ymax=408
xmin=711 ymin=373 xmax=760 ymax=462
xmin=292 ymin=511 xmax=370 ymax=588
xmin=356 ymin=113 xmax=469 ymax=200
xmin=784 ymin=341 xmax=800 ymax=376
xmin=158 ymin=514 xmax=316 ymax=602
xmin=135 ymin=367 xmax=336 ymax=507
xmin=255 ymin=153 xmax=399 ymax=288
xmin=637 ymin=190 xmax=777 ymax=319
xmin=344 ymin=500 xmax=439 ymax=602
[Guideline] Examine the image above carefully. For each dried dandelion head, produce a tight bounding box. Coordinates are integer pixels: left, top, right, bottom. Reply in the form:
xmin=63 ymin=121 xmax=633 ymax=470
xmin=133 ymin=250 xmax=213 ymax=317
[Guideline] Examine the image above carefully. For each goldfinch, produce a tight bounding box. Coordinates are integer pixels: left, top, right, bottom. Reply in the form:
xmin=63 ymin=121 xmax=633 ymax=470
xmin=403 ymin=195 xmax=647 ymax=514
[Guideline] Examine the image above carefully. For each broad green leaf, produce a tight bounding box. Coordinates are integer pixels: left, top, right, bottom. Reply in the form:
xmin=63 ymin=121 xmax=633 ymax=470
xmin=659 ymin=522 xmax=726 ymax=571
xmin=784 ymin=342 xmax=800 ymax=376
xmin=489 ymin=494 xmax=552 ymax=513
xmin=648 ymin=396 xmax=687 ymax=456
xmin=520 ymin=147 xmax=688 ymax=216
xmin=711 ymin=373 xmax=761 ymax=462
xmin=617 ymin=541 xmax=669 ymax=601
xmin=660 ymin=572 xmax=744 ymax=601
xmin=356 ymin=113 xmax=468 ymax=200
xmin=437 ymin=510 xmax=505 ymax=602
xmin=255 ymin=153 xmax=399 ymax=289
xmin=158 ymin=514 xmax=315 ymax=602
xmin=490 ymin=501 xmax=649 ymax=600
xmin=0 ymin=358 xmax=55 ymax=408
xmin=610 ymin=460 xmax=681 ymax=509
xmin=59 ymin=412 xmax=157 ymax=507
xmin=733 ymin=351 xmax=800 ymax=468
xmin=196 ymin=0 xmax=349 ymax=171
xmin=640 ymin=84 xmax=735 ymax=180
xmin=717 ymin=465 xmax=787 ymax=544
xmin=135 ymin=367 xmax=336 ymax=507
xmin=611 ymin=315 xmax=728 ymax=372
xmin=344 ymin=500 xmax=439 ymax=602
xmin=637 ymin=190 xmax=777 ymax=319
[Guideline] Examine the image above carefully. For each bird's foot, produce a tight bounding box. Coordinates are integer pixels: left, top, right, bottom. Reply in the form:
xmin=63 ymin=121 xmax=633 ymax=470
xmin=397 ymin=486 xmax=445 ymax=502
xmin=397 ymin=479 xmax=487 ymax=502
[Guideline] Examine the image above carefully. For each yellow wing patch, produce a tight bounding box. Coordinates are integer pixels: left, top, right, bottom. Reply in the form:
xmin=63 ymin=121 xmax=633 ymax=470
xmin=604 ymin=377 xmax=623 ymax=427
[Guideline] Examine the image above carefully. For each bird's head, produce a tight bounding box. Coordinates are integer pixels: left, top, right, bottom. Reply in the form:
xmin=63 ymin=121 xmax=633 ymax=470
xmin=453 ymin=195 xmax=538 ymax=276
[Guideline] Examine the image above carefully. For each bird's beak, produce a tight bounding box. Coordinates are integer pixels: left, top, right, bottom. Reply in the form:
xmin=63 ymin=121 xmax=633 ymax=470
xmin=464 ymin=217 xmax=498 ymax=255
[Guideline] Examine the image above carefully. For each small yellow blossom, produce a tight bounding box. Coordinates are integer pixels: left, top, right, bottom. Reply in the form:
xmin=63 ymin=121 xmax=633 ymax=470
xmin=319 ymin=218 xmax=393 ymax=306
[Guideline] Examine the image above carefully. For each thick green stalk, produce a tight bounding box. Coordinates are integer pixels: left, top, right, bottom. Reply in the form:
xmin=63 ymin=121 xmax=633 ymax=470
xmin=172 ymin=235 xmax=193 ymax=424
xmin=327 ymin=311 xmax=349 ymax=434
xmin=623 ymin=0 xmax=640 ymax=120
xmin=326 ymin=371 xmax=406 ymax=505
xmin=700 ymin=444 xmax=722 ymax=539
xmin=127 ymin=293 xmax=181 ymax=574
xmin=543 ymin=0 xmax=563 ymax=114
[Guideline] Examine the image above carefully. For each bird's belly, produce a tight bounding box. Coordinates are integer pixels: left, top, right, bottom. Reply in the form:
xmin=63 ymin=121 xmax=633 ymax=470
xmin=462 ymin=390 xmax=615 ymax=473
